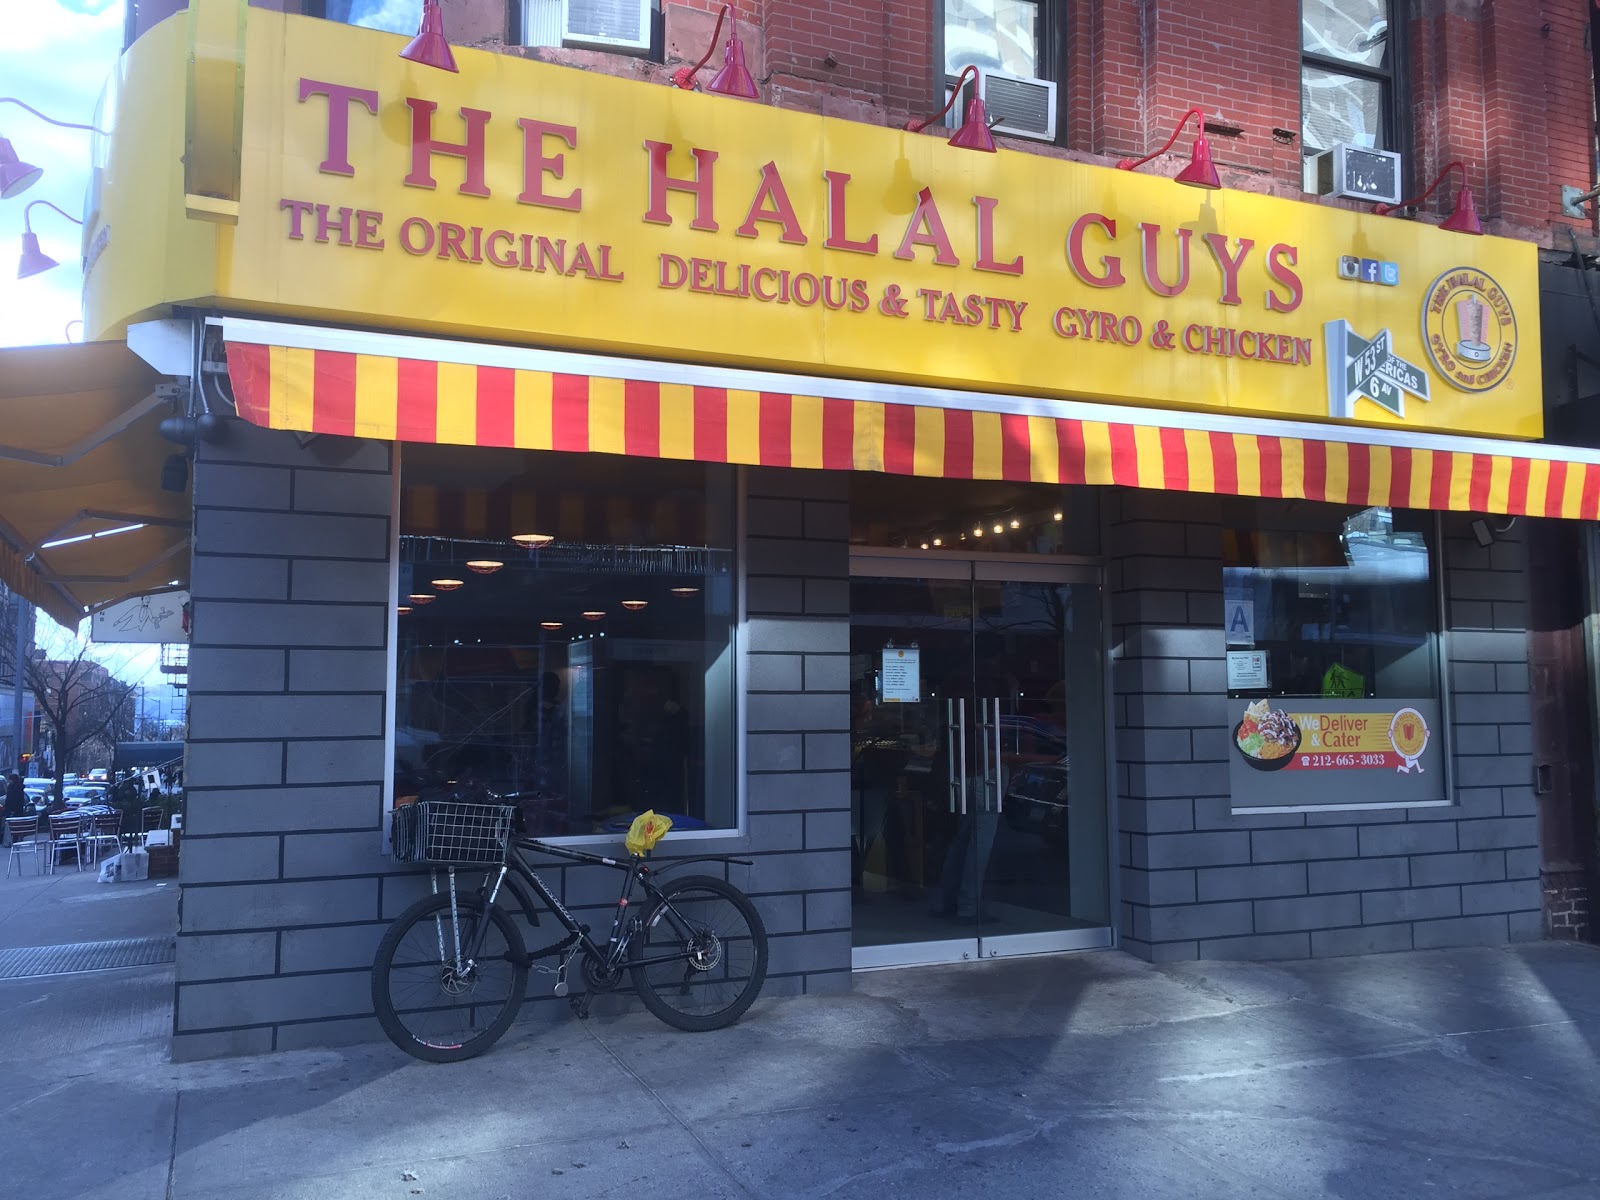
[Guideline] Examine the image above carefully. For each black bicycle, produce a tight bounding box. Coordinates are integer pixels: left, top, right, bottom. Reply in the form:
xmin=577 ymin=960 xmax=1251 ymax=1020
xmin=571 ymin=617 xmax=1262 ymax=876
xmin=371 ymin=801 xmax=768 ymax=1063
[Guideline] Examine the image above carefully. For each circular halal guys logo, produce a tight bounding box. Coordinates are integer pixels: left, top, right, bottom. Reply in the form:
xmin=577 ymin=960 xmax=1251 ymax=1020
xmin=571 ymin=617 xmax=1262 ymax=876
xmin=1389 ymin=707 xmax=1431 ymax=774
xmin=1421 ymin=267 xmax=1517 ymax=392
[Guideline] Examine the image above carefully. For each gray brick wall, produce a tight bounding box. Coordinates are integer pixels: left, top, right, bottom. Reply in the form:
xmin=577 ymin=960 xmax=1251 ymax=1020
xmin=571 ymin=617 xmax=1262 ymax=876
xmin=1112 ymin=492 xmax=1540 ymax=962
xmin=176 ymin=433 xmax=850 ymax=1060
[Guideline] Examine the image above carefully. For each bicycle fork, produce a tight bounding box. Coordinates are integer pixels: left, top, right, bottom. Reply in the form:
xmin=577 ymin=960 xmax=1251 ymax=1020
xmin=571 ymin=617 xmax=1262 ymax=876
xmin=430 ymin=865 xmax=508 ymax=978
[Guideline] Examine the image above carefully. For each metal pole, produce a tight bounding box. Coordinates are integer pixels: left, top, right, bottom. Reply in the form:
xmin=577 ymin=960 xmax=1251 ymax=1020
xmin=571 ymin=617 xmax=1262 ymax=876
xmin=11 ymin=595 xmax=26 ymax=772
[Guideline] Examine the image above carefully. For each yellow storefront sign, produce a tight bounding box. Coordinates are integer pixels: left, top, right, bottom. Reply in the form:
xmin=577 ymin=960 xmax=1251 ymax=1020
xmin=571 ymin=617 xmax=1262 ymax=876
xmin=83 ymin=2 xmax=1542 ymax=438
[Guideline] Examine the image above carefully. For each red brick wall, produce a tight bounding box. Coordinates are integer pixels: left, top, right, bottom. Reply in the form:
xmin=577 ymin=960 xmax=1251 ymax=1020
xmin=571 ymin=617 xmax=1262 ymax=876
xmin=238 ymin=0 xmax=1596 ymax=249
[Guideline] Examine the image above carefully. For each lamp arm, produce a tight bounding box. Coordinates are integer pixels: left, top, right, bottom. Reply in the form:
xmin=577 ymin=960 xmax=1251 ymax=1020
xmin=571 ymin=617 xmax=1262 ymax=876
xmin=0 ymin=98 xmax=107 ymax=136
xmin=907 ymin=65 xmax=979 ymax=133
xmin=1374 ymin=160 xmax=1466 ymax=215
xmin=671 ymin=4 xmax=731 ymax=90
xmin=1117 ymin=108 xmax=1206 ymax=171
xmin=22 ymin=200 xmax=84 ymax=232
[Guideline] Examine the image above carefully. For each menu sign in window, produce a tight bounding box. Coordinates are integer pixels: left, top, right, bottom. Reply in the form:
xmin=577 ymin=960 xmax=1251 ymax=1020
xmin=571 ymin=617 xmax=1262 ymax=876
xmin=1230 ymin=698 xmax=1445 ymax=811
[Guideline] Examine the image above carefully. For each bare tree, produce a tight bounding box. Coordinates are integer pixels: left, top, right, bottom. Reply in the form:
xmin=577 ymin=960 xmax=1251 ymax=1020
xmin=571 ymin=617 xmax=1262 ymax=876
xmin=0 ymin=622 xmax=135 ymax=799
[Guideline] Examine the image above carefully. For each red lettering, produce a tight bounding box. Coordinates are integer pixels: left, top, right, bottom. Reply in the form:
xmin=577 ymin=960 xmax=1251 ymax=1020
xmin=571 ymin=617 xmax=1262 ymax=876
xmin=659 ymin=253 xmax=687 ymax=288
xmin=736 ymin=161 xmax=807 ymax=244
xmin=298 ymin=78 xmax=378 ymax=176
xmin=279 ymin=198 xmax=314 ymax=240
xmin=643 ymin=141 xmax=719 ymax=231
xmin=517 ymin=119 xmax=581 ymax=211
xmin=436 ymin=222 xmax=471 ymax=262
xmin=535 ymin=237 xmax=565 ymax=274
xmin=1138 ymin=223 xmax=1190 ymax=298
xmin=485 ymin=229 xmax=518 ymax=268
xmin=314 ymin=204 xmax=354 ymax=246
xmin=1202 ymin=233 xmax=1255 ymax=306
xmin=404 ymin=99 xmax=491 ymax=197
xmin=398 ymin=216 xmax=434 ymax=256
xmin=1066 ymin=214 xmax=1124 ymax=288
xmin=1265 ymin=243 xmax=1303 ymax=313
xmin=824 ymin=171 xmax=878 ymax=255
xmin=895 ymin=188 xmax=959 ymax=266
xmin=973 ymin=196 xmax=1022 ymax=275
xmin=752 ymin=267 xmax=780 ymax=301
xmin=355 ymin=210 xmax=384 ymax=249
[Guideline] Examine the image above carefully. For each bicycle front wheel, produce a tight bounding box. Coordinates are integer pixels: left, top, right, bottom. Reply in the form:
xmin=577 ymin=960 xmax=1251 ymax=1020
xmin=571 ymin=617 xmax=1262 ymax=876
xmin=629 ymin=874 xmax=768 ymax=1032
xmin=371 ymin=891 xmax=528 ymax=1063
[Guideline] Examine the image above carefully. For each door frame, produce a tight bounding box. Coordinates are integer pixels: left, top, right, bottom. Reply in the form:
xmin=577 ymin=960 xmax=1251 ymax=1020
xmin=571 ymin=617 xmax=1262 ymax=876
xmin=848 ymin=549 xmax=1118 ymax=969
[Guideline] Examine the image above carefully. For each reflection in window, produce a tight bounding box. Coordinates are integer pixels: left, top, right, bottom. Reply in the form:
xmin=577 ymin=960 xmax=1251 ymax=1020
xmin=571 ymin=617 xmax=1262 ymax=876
xmin=320 ymin=0 xmax=417 ymax=36
xmin=944 ymin=0 xmax=1040 ymax=78
xmin=1300 ymin=0 xmax=1397 ymax=157
xmin=1223 ymin=505 xmax=1438 ymax=701
xmin=394 ymin=448 xmax=737 ymax=838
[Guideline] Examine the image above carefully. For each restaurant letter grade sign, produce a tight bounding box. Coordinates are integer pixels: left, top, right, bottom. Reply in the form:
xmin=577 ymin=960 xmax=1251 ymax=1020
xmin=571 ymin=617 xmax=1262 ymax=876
xmin=1230 ymin=698 xmax=1445 ymax=812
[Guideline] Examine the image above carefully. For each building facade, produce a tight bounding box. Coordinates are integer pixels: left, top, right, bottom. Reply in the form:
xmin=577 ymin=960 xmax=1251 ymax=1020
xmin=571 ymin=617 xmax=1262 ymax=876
xmin=2 ymin=0 xmax=1597 ymax=1060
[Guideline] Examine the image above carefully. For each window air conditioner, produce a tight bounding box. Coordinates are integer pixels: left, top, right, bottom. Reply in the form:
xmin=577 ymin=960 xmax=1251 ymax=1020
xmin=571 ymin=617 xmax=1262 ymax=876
xmin=1309 ymin=144 xmax=1403 ymax=206
xmin=562 ymin=0 xmax=652 ymax=53
xmin=952 ymin=69 xmax=1057 ymax=143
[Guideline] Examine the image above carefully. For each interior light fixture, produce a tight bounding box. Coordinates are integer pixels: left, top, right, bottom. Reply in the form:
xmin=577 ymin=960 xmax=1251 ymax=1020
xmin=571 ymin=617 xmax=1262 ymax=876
xmin=906 ymin=65 xmax=996 ymax=152
xmin=582 ymin=610 xmax=606 ymax=621
xmin=671 ymin=3 xmax=759 ymax=99
xmin=1116 ymin=108 xmax=1221 ymax=189
xmin=17 ymin=199 xmax=81 ymax=279
xmin=399 ymin=0 xmax=458 ymax=73
xmin=1009 ymin=518 xmax=1020 ymax=529
xmin=396 ymin=605 xmax=413 ymax=616
xmin=920 ymin=542 xmax=930 ymax=550
xmin=512 ymin=532 xmax=554 ymax=547
xmin=407 ymin=593 xmax=436 ymax=606
xmin=621 ymin=600 xmax=649 ymax=611
xmin=973 ymin=526 xmax=983 ymax=537
xmin=430 ymin=578 xmax=465 ymax=592
xmin=670 ymin=586 xmax=700 ymax=596
xmin=540 ymin=621 xmax=563 ymax=630
xmin=1053 ymin=511 xmax=1063 ymax=521
xmin=465 ymin=559 xmax=503 ymax=574
xmin=1373 ymin=160 xmax=1483 ymax=235
xmin=932 ymin=537 xmax=943 ymax=546
xmin=993 ymin=523 xmax=1004 ymax=535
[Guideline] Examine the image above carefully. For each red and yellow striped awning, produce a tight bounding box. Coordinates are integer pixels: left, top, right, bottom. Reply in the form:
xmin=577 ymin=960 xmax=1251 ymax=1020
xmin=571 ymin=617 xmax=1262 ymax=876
xmin=224 ymin=322 xmax=1598 ymax=520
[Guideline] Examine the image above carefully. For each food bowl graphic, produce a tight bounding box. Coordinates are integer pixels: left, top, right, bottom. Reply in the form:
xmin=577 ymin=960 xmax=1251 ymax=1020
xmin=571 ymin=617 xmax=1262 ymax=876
xmin=1233 ymin=716 xmax=1302 ymax=772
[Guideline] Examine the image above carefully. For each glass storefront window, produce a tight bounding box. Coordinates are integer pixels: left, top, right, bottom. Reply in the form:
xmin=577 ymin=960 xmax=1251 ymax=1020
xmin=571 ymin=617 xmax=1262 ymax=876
xmin=394 ymin=447 xmax=738 ymax=838
xmin=1222 ymin=503 xmax=1447 ymax=813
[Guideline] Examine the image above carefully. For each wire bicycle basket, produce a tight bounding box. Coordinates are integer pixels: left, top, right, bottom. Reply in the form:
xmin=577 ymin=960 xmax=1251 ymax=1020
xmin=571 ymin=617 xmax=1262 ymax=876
xmin=390 ymin=800 xmax=516 ymax=865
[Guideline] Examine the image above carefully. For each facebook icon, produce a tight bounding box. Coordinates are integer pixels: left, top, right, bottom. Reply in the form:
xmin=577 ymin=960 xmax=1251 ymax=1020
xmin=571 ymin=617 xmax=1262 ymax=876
xmin=1361 ymin=258 xmax=1381 ymax=283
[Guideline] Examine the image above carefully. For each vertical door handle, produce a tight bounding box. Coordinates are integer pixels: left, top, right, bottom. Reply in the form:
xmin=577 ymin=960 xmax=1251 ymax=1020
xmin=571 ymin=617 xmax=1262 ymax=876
xmin=976 ymin=696 xmax=991 ymax=815
xmin=945 ymin=698 xmax=958 ymax=814
xmin=956 ymin=697 xmax=968 ymax=816
xmin=991 ymin=698 xmax=1004 ymax=814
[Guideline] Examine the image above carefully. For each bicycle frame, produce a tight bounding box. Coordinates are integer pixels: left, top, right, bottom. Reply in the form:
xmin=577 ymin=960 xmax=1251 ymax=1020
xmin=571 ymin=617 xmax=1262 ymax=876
xmin=447 ymin=835 xmax=733 ymax=979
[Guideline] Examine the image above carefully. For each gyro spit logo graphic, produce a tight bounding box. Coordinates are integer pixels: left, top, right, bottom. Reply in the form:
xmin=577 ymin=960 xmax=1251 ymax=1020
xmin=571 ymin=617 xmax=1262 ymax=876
xmin=1324 ymin=320 xmax=1430 ymax=420
xmin=1422 ymin=267 xmax=1517 ymax=392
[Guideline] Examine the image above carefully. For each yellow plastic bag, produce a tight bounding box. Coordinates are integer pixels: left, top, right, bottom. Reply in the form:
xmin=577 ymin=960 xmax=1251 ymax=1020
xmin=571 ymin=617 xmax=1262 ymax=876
xmin=625 ymin=810 xmax=673 ymax=856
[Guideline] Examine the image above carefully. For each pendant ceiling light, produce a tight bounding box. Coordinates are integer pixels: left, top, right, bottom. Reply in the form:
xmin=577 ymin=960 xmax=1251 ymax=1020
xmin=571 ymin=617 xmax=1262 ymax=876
xmin=621 ymin=600 xmax=649 ymax=611
xmin=512 ymin=532 xmax=554 ymax=547
xmin=407 ymin=593 xmax=436 ymax=606
xmin=466 ymin=560 xmax=504 ymax=574
xmin=430 ymin=578 xmax=465 ymax=592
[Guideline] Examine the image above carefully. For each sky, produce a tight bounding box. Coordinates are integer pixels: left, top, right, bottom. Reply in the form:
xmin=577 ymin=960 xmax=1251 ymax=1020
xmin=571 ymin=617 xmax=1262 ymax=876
xmin=2 ymin=2 xmax=184 ymax=704
xmin=0 ymin=0 xmax=125 ymax=349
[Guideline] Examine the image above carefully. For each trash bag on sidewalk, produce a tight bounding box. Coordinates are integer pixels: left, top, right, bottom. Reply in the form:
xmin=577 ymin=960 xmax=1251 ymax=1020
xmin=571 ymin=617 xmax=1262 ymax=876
xmin=97 ymin=853 xmax=121 ymax=883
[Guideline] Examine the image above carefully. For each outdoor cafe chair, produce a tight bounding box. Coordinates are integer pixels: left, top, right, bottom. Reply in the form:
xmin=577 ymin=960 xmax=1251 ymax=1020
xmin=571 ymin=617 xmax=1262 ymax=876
xmin=140 ymin=806 xmax=164 ymax=835
xmin=46 ymin=813 xmax=87 ymax=874
xmin=86 ymin=812 xmax=122 ymax=864
xmin=4 ymin=816 xmax=45 ymax=877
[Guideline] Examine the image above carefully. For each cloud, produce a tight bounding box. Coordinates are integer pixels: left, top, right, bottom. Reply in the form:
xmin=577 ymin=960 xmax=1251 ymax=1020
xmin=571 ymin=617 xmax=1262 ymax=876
xmin=1 ymin=3 xmax=125 ymax=349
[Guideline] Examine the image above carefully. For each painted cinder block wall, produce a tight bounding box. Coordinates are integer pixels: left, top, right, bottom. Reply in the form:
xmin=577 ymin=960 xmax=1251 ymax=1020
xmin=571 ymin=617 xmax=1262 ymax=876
xmin=1111 ymin=489 xmax=1540 ymax=962
xmin=176 ymin=429 xmax=853 ymax=1060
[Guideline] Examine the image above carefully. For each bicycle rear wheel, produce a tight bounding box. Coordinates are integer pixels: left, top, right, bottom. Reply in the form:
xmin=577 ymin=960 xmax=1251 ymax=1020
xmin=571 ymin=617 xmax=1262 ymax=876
xmin=371 ymin=891 xmax=528 ymax=1062
xmin=629 ymin=875 xmax=768 ymax=1032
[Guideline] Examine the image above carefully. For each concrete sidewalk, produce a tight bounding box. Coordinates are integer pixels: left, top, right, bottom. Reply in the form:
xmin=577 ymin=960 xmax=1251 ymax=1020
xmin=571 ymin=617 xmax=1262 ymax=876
xmin=3 ymin=940 xmax=1599 ymax=1200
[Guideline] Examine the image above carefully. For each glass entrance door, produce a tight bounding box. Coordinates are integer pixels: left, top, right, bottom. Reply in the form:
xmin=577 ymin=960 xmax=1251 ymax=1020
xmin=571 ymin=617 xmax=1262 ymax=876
xmin=849 ymin=555 xmax=1111 ymax=968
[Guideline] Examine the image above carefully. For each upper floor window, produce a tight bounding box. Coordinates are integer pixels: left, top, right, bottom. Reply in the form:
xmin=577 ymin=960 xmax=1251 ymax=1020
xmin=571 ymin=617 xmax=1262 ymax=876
xmin=521 ymin=0 xmax=660 ymax=57
xmin=315 ymin=1 xmax=415 ymax=36
xmin=1301 ymin=0 xmax=1401 ymax=157
xmin=940 ymin=1 xmax=1060 ymax=143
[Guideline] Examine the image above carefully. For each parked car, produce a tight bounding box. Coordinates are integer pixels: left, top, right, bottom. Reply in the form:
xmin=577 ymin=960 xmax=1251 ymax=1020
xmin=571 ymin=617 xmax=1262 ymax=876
xmin=63 ymin=785 xmax=109 ymax=807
